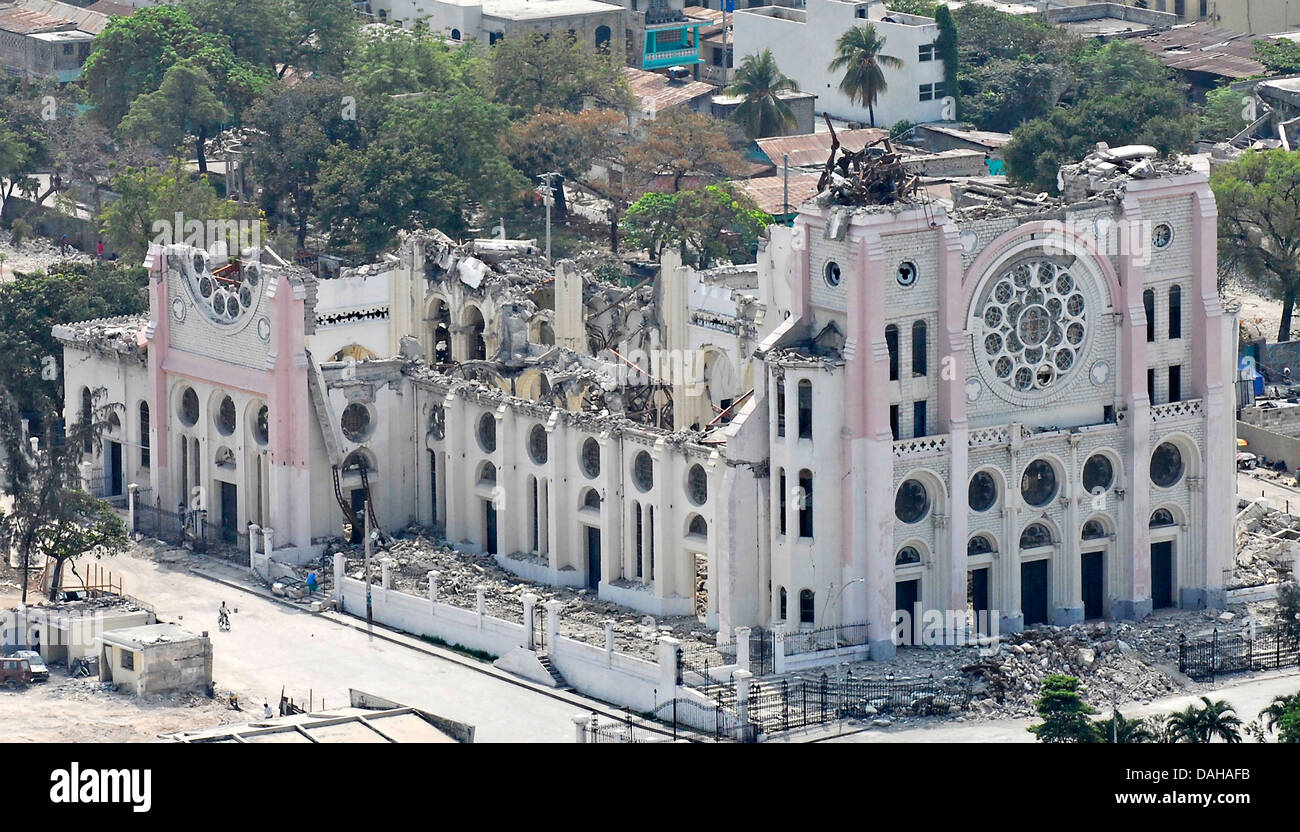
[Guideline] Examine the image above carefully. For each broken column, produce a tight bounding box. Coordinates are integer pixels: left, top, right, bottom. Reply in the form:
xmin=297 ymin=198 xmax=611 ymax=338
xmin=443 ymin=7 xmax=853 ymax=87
xmin=428 ymin=570 xmax=440 ymax=613
xmin=604 ymin=618 xmax=615 ymax=664
xmin=553 ymin=259 xmax=585 ymax=352
xmin=262 ymin=527 xmax=275 ymax=561
xmin=545 ymin=600 xmax=563 ymax=648
xmin=475 ymin=584 xmax=487 ymax=630
xmin=127 ymin=483 xmax=139 ymax=534
xmin=658 ymin=635 xmax=681 ymax=695
xmin=772 ymin=622 xmax=786 ymax=675
xmin=333 ymin=553 xmax=345 ymax=611
xmin=380 ymin=557 xmax=392 ymax=591
xmin=247 ymin=523 xmax=260 ymax=565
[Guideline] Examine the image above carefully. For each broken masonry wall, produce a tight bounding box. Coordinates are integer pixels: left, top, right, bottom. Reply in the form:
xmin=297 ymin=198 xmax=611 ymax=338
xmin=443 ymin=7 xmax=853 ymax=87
xmin=138 ymin=637 xmax=213 ymax=696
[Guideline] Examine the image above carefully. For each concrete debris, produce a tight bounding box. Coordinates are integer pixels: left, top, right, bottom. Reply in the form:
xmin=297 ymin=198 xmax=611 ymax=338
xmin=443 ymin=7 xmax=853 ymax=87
xmin=1057 ymin=143 xmax=1193 ymax=201
xmin=1233 ymin=497 xmax=1300 ymax=589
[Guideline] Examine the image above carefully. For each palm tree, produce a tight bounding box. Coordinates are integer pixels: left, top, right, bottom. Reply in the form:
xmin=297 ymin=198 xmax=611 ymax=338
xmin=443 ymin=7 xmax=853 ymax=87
xmin=725 ymin=49 xmax=799 ymax=140
xmin=1259 ymin=693 xmax=1300 ymax=735
xmin=1096 ymin=710 xmax=1154 ymax=743
xmin=1167 ymin=697 xmax=1243 ymax=743
xmin=826 ymin=24 xmax=902 ymax=127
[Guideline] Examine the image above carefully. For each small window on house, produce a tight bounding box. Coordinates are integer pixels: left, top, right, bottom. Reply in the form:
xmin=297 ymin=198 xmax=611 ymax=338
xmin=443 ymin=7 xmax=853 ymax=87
xmin=896 ymin=546 xmax=922 ymax=565
xmin=1082 ymin=519 xmax=1108 ymax=540
xmin=798 ymin=469 xmax=813 ymax=537
xmin=799 ymin=589 xmax=814 ymax=624
xmin=687 ymin=464 xmax=707 ymax=506
xmin=912 ymin=320 xmax=927 ymax=376
xmin=776 ymin=377 xmax=785 ymax=437
xmin=967 ymin=536 xmax=994 ymax=556
xmin=120 ymin=649 xmax=134 ymax=671
xmin=1143 ymin=289 xmax=1155 ymax=342
xmin=919 ymin=83 xmax=936 ymax=102
xmin=480 ymin=462 xmax=496 ymax=484
xmin=583 ymin=489 xmax=601 ymax=509
xmin=1150 ymin=508 xmax=1176 ymax=527
xmin=778 ymin=469 xmax=787 ymax=535
xmin=253 ymin=405 xmax=269 ymax=445
xmin=1169 ymin=285 xmax=1182 ymax=339
xmin=341 ymin=403 xmax=372 ymax=443
xmin=1168 ymin=365 xmax=1182 ymax=403
xmin=797 ymin=380 xmax=812 ymax=439
xmin=688 ymin=515 xmax=707 ymax=538
xmin=886 ymin=325 xmax=899 ymax=381
xmin=217 ymin=396 xmax=237 ymax=436
xmin=179 ymin=387 xmax=199 ymax=427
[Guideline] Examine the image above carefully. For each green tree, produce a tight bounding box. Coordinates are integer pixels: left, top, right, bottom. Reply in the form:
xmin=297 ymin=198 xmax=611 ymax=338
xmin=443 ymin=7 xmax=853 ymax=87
xmin=934 ymin=5 xmax=959 ymax=117
xmin=1276 ymin=581 xmax=1300 ymax=642
xmin=725 ymin=49 xmax=798 ymax=140
xmin=98 ymin=159 xmax=264 ymax=262
xmin=0 ymin=388 xmax=130 ymax=605
xmin=490 ymin=32 xmax=632 ymax=114
xmin=1094 ymin=709 xmax=1155 ymax=743
xmin=621 ymin=184 xmax=770 ymax=267
xmin=182 ymin=0 xmax=358 ymax=78
xmin=0 ymin=261 xmax=147 ymax=413
xmin=1259 ymin=692 xmax=1300 ymax=738
xmin=344 ymin=21 xmax=480 ymax=100
xmin=245 ymin=78 xmax=364 ymax=247
xmin=510 ymin=108 xmax=629 ymax=219
xmin=1211 ymin=150 xmax=1300 ymax=341
xmin=1027 ymin=674 xmax=1098 ymax=743
xmin=117 ymin=60 xmax=230 ymax=173
xmin=625 ymin=110 xmax=744 ymax=193
xmin=827 ymin=24 xmax=903 ymax=127
xmin=1166 ymin=697 xmax=1243 ymax=743
xmin=1254 ymin=38 xmax=1300 ymax=74
xmin=1201 ymin=85 xmax=1253 ymax=142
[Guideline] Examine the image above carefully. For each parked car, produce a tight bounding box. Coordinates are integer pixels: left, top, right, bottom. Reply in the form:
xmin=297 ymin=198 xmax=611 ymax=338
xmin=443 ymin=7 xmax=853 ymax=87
xmin=9 ymin=651 xmax=48 ymax=682
xmin=0 ymin=656 xmax=33 ymax=690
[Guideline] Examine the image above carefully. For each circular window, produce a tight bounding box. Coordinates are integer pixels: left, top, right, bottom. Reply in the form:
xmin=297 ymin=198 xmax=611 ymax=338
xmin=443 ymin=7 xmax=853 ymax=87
xmin=1020 ymin=459 xmax=1059 ymax=507
xmin=1152 ymin=222 xmax=1173 ymax=250
xmin=216 ymin=395 xmax=236 ymax=436
xmin=1020 ymin=523 xmax=1052 ymax=548
xmin=824 ymin=261 xmax=842 ymax=287
xmin=341 ymin=403 xmax=372 ymax=443
xmin=976 ymin=259 xmax=1087 ymax=396
xmin=1150 ymin=442 xmax=1184 ymax=488
xmin=968 ymin=470 xmax=998 ymax=513
xmin=687 ymin=464 xmax=707 ymax=506
xmin=633 ymin=451 xmax=653 ymax=492
xmin=179 ymin=387 xmax=199 ymax=427
xmin=581 ymin=438 xmax=601 ymax=478
xmin=895 ymin=478 xmax=931 ymax=524
xmin=253 ymin=405 xmax=269 ymax=444
xmin=1082 ymin=454 xmax=1114 ymax=493
xmin=897 ymin=261 xmax=918 ymax=287
xmin=478 ymin=414 xmax=497 ymax=453
xmin=528 ymin=424 xmax=548 ymax=465
xmin=428 ymin=405 xmax=445 ymax=440
xmin=895 ymin=546 xmax=921 ymax=566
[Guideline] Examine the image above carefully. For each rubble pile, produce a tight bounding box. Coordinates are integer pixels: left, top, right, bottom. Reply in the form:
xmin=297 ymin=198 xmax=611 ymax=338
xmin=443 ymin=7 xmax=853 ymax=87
xmin=1057 ymin=143 xmax=1193 ymax=201
xmin=1233 ymin=498 xmax=1300 ymax=589
xmin=336 ymin=530 xmax=724 ymax=663
xmin=815 ymin=123 xmax=920 ymax=207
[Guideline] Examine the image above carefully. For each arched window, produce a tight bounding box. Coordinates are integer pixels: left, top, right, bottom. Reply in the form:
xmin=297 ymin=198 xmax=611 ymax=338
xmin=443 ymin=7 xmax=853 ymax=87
xmin=886 ymin=324 xmax=899 ymax=381
xmin=912 ymin=320 xmax=927 ymax=376
xmin=798 ymin=469 xmax=813 ymax=537
xmin=595 ymin=24 xmax=611 ymax=51
xmin=478 ymin=413 xmax=496 ymax=453
xmin=797 ymin=379 xmax=812 ymax=439
xmin=778 ymin=468 xmax=787 ymax=535
xmin=479 ymin=462 xmax=496 ymax=484
xmin=1150 ymin=442 xmax=1184 ymax=488
xmin=466 ymin=307 xmax=487 ymax=360
xmin=688 ymin=515 xmax=707 ymax=538
xmin=1168 ymin=285 xmax=1182 ymax=339
xmin=967 ymin=535 xmax=994 ymax=557
xmin=779 ymin=587 xmax=787 ymax=621
xmin=1150 ymin=508 xmax=1176 ymax=527
xmin=80 ymin=387 xmax=93 ymax=452
xmin=450 ymin=28 xmax=461 ymax=40
xmin=1020 ymin=523 xmax=1053 ymax=549
xmin=1082 ymin=519 xmax=1107 ymax=540
xmin=139 ymin=402 xmax=150 ymax=468
xmin=799 ymin=589 xmax=814 ymax=624
xmin=583 ymin=488 xmax=601 ymax=510
xmin=775 ymin=377 xmax=785 ymax=437
xmin=1143 ymin=288 xmax=1155 ymax=342
xmin=896 ymin=546 xmax=922 ymax=565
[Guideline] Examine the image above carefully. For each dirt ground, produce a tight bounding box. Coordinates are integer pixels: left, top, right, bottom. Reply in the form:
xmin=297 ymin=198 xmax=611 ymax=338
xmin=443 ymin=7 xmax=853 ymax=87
xmin=0 ymin=676 xmax=244 ymax=743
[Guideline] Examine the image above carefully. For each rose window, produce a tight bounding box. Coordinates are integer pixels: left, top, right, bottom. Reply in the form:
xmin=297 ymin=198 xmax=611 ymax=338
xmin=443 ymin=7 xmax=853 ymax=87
xmin=977 ymin=260 xmax=1087 ymax=393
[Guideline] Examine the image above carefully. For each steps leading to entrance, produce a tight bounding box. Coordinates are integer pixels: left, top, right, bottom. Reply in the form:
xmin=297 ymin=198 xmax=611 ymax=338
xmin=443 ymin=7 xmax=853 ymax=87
xmin=537 ymin=654 xmax=571 ymax=690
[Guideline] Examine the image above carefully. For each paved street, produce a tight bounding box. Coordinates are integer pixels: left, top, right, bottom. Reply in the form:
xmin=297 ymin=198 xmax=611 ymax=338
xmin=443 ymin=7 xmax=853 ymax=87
xmin=816 ymin=667 xmax=1300 ymax=743
xmin=97 ymin=550 xmax=629 ymax=742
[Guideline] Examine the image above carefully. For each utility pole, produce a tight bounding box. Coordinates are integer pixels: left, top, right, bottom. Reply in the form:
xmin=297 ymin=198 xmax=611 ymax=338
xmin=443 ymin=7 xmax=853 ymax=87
xmin=536 ymin=173 xmax=557 ymax=264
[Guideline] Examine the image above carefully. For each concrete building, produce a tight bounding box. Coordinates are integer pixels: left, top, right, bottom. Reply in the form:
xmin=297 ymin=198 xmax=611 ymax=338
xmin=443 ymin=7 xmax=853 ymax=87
xmin=2 ymin=599 xmax=155 ymax=665
xmin=54 ymin=141 xmax=1236 ymax=661
xmin=733 ymin=0 xmax=947 ymax=128
xmin=99 ymin=623 xmax=213 ymax=696
xmin=1055 ymin=0 xmax=1300 ymax=35
xmin=361 ymin=0 xmax=624 ymax=57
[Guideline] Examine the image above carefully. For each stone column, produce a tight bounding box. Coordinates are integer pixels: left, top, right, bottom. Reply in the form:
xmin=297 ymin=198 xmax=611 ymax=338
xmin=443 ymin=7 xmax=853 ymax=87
xmin=127 ymin=483 xmax=139 ymax=534
xmin=604 ymin=619 xmax=615 ymax=663
xmin=657 ymin=635 xmax=681 ymax=694
xmin=572 ymin=714 xmax=590 ymax=744
xmin=521 ymin=592 xmax=538 ymax=650
xmin=999 ymin=500 xmax=1022 ymax=634
xmin=735 ymin=625 xmax=751 ymax=673
xmin=475 ymin=584 xmax=487 ymax=630
xmin=380 ymin=557 xmax=392 ymax=591
xmin=734 ymin=669 xmax=753 ymax=738
xmin=262 ymin=527 xmax=275 ymax=561
xmin=1053 ymin=433 xmax=1084 ymax=626
xmin=333 ymin=552 xmax=345 ymax=610
xmin=247 ymin=522 xmax=261 ymax=575
xmin=545 ymin=600 xmax=562 ymax=649
xmin=772 ymin=622 xmax=786 ymax=674
xmin=428 ymin=570 xmax=440 ymax=613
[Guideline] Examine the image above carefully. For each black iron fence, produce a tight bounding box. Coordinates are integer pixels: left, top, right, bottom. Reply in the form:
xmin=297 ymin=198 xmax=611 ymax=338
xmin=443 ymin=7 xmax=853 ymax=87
xmin=651 ymin=698 xmax=755 ymax=742
xmin=1178 ymin=626 xmax=1300 ymax=682
xmin=744 ymin=672 xmax=959 ymax=736
xmin=586 ymin=708 xmax=680 ymax=743
xmin=133 ymin=504 xmax=250 ymax=566
xmin=782 ymin=622 xmax=870 ymax=656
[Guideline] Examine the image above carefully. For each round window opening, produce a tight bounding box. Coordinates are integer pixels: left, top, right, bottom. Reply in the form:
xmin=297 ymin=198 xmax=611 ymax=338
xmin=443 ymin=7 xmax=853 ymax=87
xmin=528 ymin=424 xmax=548 ymax=465
xmin=216 ymin=395 xmax=236 ymax=436
xmin=895 ymin=478 xmax=931 ymax=524
xmin=253 ymin=405 xmax=269 ymax=444
xmin=633 ymin=451 xmax=653 ymax=492
xmin=341 ymin=403 xmax=372 ymax=443
xmin=687 ymin=464 xmax=708 ymax=506
xmin=1082 ymin=453 xmax=1114 ymax=494
xmin=1152 ymin=223 xmax=1173 ymax=250
xmin=1021 ymin=459 xmax=1059 ymax=507
xmin=1150 ymin=442 xmax=1184 ymax=488
xmin=824 ymin=261 xmax=842 ymax=288
xmin=179 ymin=388 xmax=199 ymax=427
xmin=969 ymin=470 xmax=998 ymax=513
xmin=478 ymin=414 xmax=497 ymax=453
xmin=897 ymin=261 xmax=918 ymax=287
xmin=581 ymin=438 xmax=601 ymax=478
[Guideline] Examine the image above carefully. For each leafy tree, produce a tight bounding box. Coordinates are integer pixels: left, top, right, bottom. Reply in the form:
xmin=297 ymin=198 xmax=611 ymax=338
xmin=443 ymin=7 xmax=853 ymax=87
xmin=1027 ymin=674 xmax=1098 ymax=743
xmin=117 ymin=60 xmax=229 ymax=173
xmin=1094 ymin=709 xmax=1155 ymax=743
xmin=0 ymin=388 xmax=130 ymax=605
xmin=934 ymin=5 xmax=959 ymax=117
xmin=1211 ymin=150 xmax=1300 ymax=341
xmin=621 ymin=184 xmax=770 ymax=267
xmin=245 ymin=78 xmax=364 ymax=247
xmin=510 ymin=108 xmax=629 ymax=218
xmin=1166 ymin=697 xmax=1243 ymax=743
xmin=98 ymin=159 xmax=264 ymax=262
xmin=828 ymin=24 xmax=903 ymax=127
xmin=490 ymin=32 xmax=632 ymax=114
xmin=626 ymin=110 xmax=744 ymax=193
xmin=1279 ymin=706 xmax=1300 ymax=743
xmin=725 ymin=49 xmax=798 ymax=140
xmin=0 ymin=261 xmax=147 ymax=413
xmin=181 ymin=0 xmax=358 ymax=78
xmin=1254 ymin=38 xmax=1300 ymax=75
xmin=1276 ymin=581 xmax=1300 ymax=642
xmin=1259 ymin=692 xmax=1300 ymax=738
xmin=344 ymin=21 xmax=480 ymax=100
xmin=1201 ymin=85 xmax=1253 ymax=142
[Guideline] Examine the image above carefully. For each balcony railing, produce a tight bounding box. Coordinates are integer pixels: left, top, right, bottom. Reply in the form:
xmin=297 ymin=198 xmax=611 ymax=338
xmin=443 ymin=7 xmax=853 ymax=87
xmin=1150 ymin=398 xmax=1203 ymax=423
xmin=893 ymin=434 xmax=948 ymax=460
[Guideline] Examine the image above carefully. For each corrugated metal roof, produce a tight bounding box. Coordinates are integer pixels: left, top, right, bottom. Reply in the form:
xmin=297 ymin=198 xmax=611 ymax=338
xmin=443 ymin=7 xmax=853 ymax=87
xmin=731 ymin=172 xmax=821 ymax=215
xmin=623 ymin=67 xmax=714 ymax=115
xmin=0 ymin=7 xmax=74 ymax=34
xmin=1129 ymin=23 xmax=1268 ymax=79
xmin=754 ymin=128 xmax=891 ymax=168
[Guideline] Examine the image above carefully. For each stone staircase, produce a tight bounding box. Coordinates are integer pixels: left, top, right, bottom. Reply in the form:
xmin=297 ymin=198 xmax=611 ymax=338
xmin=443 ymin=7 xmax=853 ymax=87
xmin=536 ymin=654 xmax=570 ymax=690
